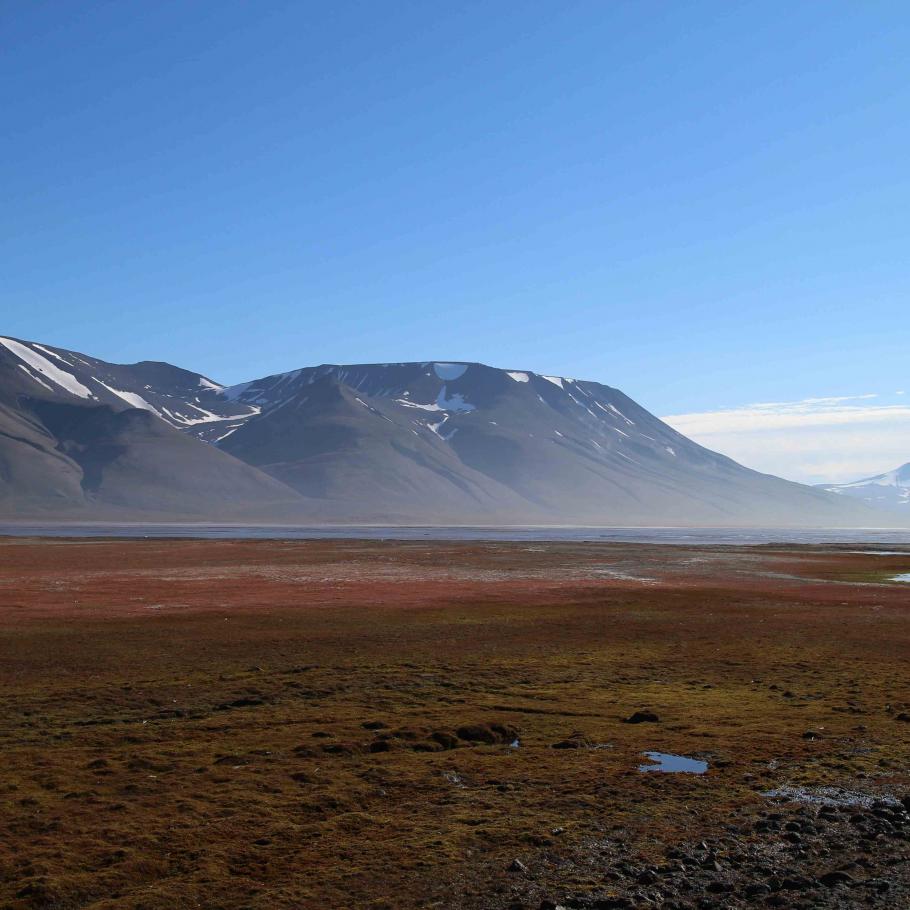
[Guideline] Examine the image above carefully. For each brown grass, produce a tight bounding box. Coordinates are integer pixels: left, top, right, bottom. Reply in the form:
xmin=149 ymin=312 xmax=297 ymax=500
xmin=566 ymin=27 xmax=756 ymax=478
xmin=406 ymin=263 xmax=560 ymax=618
xmin=1 ymin=538 xmax=908 ymax=908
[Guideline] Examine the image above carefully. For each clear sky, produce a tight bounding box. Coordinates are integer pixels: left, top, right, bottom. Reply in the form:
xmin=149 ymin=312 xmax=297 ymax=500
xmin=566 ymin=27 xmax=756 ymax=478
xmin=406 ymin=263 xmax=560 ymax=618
xmin=3 ymin=2 xmax=909 ymax=484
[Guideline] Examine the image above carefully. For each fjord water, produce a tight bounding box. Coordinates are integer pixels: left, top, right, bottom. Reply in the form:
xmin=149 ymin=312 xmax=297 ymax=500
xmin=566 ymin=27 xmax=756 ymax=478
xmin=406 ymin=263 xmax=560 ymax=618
xmin=2 ymin=524 xmax=910 ymax=545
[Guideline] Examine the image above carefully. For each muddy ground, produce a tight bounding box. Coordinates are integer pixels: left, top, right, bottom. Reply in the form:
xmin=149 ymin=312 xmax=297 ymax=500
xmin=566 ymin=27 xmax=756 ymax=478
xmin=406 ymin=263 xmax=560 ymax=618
xmin=1 ymin=538 xmax=908 ymax=909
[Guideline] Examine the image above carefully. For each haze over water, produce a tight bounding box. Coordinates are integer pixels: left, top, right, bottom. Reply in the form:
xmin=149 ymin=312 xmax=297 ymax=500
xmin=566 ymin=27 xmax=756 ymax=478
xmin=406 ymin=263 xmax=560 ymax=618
xmin=4 ymin=524 xmax=910 ymax=546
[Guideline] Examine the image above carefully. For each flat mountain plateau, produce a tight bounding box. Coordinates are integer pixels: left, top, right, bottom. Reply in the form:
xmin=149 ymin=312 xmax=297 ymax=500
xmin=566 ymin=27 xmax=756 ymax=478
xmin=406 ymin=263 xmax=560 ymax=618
xmin=2 ymin=538 xmax=909 ymax=909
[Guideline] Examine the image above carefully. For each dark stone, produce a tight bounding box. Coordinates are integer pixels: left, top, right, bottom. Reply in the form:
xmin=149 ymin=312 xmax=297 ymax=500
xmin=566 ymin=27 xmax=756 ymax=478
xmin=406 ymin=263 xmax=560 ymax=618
xmin=706 ymin=880 xmax=730 ymax=893
xmin=781 ymin=876 xmax=814 ymax=890
xmin=623 ymin=710 xmax=659 ymax=724
xmin=552 ymin=739 xmax=583 ymax=749
xmin=819 ymin=870 xmax=854 ymax=887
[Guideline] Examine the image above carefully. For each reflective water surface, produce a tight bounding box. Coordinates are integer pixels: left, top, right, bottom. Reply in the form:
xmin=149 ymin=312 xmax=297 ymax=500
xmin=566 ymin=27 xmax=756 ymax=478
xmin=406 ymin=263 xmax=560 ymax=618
xmin=3 ymin=524 xmax=910 ymax=545
xmin=638 ymin=752 xmax=708 ymax=774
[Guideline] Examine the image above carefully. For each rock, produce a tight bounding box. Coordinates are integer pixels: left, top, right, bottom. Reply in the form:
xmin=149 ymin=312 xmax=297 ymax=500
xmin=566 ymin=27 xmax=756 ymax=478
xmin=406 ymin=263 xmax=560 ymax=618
xmin=623 ymin=711 xmax=659 ymax=724
xmin=744 ymin=883 xmax=771 ymax=897
xmin=362 ymin=720 xmax=386 ymax=730
xmin=819 ymin=870 xmax=854 ymax=887
xmin=509 ymin=858 xmax=529 ymax=874
xmin=780 ymin=876 xmax=814 ymax=891
xmin=802 ymin=730 xmax=820 ymax=740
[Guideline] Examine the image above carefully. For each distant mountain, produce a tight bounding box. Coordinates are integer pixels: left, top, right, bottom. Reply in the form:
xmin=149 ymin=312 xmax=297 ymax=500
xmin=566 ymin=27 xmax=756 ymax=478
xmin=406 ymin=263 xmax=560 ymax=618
xmin=0 ymin=336 xmax=256 ymax=437
xmin=0 ymin=337 xmax=306 ymax=520
xmin=0 ymin=337 xmax=896 ymax=526
xmin=820 ymin=463 xmax=910 ymax=514
xmin=210 ymin=360 xmax=886 ymax=526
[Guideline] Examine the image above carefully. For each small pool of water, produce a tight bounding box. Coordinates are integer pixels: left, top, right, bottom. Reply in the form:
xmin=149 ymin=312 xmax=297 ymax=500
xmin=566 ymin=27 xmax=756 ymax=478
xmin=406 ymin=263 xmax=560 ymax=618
xmin=638 ymin=751 xmax=708 ymax=774
xmin=892 ymin=573 xmax=910 ymax=582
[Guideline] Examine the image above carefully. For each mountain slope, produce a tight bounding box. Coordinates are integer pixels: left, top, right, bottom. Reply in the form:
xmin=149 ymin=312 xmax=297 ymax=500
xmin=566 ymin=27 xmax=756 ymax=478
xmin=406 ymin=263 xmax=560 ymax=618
xmin=821 ymin=463 xmax=910 ymax=514
xmin=0 ymin=336 xmax=256 ymax=438
xmin=0 ymin=339 xmax=895 ymax=526
xmin=0 ymin=337 xmax=307 ymax=520
xmin=210 ymin=361 xmax=885 ymax=526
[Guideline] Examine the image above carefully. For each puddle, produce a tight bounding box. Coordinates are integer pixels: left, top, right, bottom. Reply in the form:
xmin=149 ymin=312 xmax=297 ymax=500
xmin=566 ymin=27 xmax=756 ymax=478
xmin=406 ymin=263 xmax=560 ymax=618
xmin=509 ymin=738 xmax=520 ymax=749
xmin=638 ymin=751 xmax=708 ymax=774
xmin=763 ymin=785 xmax=900 ymax=808
xmin=891 ymin=573 xmax=910 ymax=582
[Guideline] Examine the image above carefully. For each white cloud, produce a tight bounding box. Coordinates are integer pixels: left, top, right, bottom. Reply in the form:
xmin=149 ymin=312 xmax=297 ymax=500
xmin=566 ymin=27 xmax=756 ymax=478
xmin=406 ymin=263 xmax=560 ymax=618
xmin=662 ymin=394 xmax=910 ymax=485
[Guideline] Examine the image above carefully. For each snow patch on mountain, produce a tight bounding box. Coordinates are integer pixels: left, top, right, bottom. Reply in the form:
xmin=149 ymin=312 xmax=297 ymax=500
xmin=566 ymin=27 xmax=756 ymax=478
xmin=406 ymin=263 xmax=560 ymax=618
xmin=0 ymin=337 xmax=94 ymax=399
xmin=95 ymin=380 xmax=163 ymax=416
xmin=436 ymin=385 xmax=475 ymax=413
xmin=18 ymin=364 xmax=54 ymax=392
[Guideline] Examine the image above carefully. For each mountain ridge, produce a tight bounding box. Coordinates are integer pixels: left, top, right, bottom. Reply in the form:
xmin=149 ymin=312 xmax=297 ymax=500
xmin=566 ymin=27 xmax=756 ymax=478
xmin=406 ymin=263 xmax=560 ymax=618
xmin=0 ymin=336 xmax=900 ymax=526
xmin=820 ymin=462 xmax=910 ymax=514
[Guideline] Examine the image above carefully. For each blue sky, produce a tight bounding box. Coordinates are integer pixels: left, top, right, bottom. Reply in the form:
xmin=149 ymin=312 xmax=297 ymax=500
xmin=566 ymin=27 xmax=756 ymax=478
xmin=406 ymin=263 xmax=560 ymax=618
xmin=3 ymin=2 xmax=909 ymax=483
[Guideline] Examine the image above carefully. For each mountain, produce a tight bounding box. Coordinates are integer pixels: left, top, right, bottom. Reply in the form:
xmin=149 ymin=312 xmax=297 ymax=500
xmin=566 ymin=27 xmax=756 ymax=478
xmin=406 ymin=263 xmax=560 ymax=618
xmin=0 ymin=337 xmax=307 ymax=520
xmin=0 ymin=337 xmax=895 ymax=526
xmin=209 ymin=360 xmax=884 ymax=526
xmin=820 ymin=463 xmax=910 ymax=514
xmin=0 ymin=335 xmax=257 ymax=438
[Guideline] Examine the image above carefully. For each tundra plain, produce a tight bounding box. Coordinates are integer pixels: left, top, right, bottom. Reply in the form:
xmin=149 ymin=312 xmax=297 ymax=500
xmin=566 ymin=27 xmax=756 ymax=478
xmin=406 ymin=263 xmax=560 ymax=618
xmin=2 ymin=538 xmax=909 ymax=909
